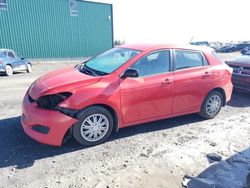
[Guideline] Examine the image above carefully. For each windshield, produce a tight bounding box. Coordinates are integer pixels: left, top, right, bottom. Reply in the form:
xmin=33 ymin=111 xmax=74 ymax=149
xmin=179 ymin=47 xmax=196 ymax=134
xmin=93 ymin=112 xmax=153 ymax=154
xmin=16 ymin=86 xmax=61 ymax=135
xmin=0 ymin=51 xmax=5 ymax=57
xmin=83 ymin=48 xmax=141 ymax=74
xmin=15 ymin=52 xmax=23 ymax=59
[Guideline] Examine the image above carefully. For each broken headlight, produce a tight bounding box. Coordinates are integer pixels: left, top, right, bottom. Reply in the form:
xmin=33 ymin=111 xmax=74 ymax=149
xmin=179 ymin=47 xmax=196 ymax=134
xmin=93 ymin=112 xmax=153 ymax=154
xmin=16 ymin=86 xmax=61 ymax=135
xmin=36 ymin=92 xmax=72 ymax=110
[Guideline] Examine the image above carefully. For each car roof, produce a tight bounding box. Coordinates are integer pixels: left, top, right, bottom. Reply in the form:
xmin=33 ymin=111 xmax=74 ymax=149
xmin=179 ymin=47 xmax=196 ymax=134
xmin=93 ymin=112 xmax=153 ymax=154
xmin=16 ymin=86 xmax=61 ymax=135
xmin=120 ymin=44 xmax=213 ymax=53
xmin=0 ymin=49 xmax=13 ymax=52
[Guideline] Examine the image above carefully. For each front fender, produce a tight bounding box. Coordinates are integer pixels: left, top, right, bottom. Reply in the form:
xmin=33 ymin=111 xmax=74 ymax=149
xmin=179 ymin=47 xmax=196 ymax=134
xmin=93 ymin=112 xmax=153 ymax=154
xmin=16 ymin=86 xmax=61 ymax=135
xmin=59 ymin=78 xmax=123 ymax=127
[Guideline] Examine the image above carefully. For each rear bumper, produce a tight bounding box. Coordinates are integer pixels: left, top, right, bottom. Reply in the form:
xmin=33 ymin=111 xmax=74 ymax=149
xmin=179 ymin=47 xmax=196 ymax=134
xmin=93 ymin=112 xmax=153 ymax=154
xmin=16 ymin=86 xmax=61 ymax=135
xmin=21 ymin=94 xmax=78 ymax=146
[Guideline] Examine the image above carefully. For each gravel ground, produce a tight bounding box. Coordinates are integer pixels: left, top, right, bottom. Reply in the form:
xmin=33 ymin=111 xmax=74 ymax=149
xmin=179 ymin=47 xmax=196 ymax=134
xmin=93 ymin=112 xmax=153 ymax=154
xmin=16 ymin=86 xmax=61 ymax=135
xmin=0 ymin=54 xmax=249 ymax=188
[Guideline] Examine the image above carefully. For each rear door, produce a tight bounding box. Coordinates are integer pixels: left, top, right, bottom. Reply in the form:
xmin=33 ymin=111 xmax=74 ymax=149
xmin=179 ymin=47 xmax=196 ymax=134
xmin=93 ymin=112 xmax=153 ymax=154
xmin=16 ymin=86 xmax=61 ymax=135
xmin=172 ymin=50 xmax=214 ymax=114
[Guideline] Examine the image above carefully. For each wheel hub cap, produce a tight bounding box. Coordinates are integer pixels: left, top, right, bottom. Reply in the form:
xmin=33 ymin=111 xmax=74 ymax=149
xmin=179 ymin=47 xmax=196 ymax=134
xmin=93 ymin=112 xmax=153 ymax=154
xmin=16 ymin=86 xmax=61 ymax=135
xmin=80 ymin=114 xmax=109 ymax=142
xmin=205 ymin=95 xmax=222 ymax=116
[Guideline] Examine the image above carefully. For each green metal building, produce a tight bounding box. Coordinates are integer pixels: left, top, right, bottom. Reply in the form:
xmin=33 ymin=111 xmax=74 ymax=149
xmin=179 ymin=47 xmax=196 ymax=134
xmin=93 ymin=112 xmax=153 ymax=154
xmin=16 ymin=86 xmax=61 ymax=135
xmin=0 ymin=0 xmax=113 ymax=58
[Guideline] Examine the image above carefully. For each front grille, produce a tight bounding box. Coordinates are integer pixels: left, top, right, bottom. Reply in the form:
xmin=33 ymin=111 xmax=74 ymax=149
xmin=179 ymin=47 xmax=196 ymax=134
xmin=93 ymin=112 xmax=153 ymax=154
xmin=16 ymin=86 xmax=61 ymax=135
xmin=228 ymin=64 xmax=250 ymax=76
xmin=28 ymin=95 xmax=35 ymax=103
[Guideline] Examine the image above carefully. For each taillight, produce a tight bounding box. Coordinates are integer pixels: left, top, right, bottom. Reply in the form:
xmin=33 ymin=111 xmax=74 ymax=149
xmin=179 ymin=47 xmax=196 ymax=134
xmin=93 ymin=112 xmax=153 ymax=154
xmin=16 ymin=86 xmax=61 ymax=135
xmin=0 ymin=61 xmax=2 ymax=64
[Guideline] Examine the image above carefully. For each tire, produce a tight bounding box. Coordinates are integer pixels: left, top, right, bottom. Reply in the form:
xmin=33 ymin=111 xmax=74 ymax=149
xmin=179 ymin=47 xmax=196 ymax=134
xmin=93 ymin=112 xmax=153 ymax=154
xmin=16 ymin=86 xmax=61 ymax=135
xmin=72 ymin=106 xmax=114 ymax=146
xmin=199 ymin=91 xmax=223 ymax=119
xmin=26 ymin=63 xmax=32 ymax=73
xmin=5 ymin=65 xmax=13 ymax=76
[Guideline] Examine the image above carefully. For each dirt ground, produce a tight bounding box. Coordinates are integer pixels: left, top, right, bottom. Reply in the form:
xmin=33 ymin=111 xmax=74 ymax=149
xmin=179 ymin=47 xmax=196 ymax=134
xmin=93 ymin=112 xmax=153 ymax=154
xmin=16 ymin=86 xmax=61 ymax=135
xmin=0 ymin=54 xmax=249 ymax=188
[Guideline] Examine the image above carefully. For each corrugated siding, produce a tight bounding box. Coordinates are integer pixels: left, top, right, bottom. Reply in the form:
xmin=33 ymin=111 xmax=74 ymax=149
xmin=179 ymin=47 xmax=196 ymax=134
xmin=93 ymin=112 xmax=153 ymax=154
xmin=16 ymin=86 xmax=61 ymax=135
xmin=0 ymin=0 xmax=113 ymax=58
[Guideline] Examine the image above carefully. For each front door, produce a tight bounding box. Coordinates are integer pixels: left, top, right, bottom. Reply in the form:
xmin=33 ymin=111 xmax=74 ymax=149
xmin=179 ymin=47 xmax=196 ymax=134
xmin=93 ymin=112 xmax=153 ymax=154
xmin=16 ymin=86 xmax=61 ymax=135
xmin=14 ymin=52 xmax=27 ymax=70
xmin=119 ymin=50 xmax=174 ymax=124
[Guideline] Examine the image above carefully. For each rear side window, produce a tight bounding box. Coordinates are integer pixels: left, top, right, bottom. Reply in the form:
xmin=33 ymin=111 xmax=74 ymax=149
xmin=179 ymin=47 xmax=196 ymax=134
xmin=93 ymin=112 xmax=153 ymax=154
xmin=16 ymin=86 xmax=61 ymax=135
xmin=0 ymin=51 xmax=5 ymax=56
xmin=8 ymin=52 xmax=15 ymax=58
xmin=175 ymin=50 xmax=207 ymax=70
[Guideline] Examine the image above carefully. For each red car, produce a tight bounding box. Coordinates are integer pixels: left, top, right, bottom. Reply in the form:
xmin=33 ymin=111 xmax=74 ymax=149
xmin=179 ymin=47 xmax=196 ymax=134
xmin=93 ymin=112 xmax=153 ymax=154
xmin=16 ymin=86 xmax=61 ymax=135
xmin=21 ymin=44 xmax=233 ymax=146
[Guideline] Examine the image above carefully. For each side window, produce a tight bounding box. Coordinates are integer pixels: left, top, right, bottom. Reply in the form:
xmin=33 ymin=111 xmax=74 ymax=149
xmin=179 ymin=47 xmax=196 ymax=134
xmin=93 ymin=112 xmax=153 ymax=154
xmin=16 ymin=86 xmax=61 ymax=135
xmin=175 ymin=50 xmax=206 ymax=70
xmin=131 ymin=51 xmax=170 ymax=77
xmin=69 ymin=0 xmax=78 ymax=16
xmin=0 ymin=0 xmax=7 ymax=11
xmin=8 ymin=52 xmax=15 ymax=58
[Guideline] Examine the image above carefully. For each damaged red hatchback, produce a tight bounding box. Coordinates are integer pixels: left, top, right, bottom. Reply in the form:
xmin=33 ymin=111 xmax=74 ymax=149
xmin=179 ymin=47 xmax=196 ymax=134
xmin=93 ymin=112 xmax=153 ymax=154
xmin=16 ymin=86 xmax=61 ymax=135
xmin=22 ymin=44 xmax=233 ymax=146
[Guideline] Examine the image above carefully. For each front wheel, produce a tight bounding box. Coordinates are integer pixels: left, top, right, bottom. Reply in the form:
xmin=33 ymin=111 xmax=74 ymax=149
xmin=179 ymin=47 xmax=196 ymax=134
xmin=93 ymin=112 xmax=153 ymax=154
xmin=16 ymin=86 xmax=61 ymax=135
xmin=5 ymin=65 xmax=13 ymax=76
xmin=199 ymin=91 xmax=223 ymax=119
xmin=72 ymin=106 xmax=114 ymax=146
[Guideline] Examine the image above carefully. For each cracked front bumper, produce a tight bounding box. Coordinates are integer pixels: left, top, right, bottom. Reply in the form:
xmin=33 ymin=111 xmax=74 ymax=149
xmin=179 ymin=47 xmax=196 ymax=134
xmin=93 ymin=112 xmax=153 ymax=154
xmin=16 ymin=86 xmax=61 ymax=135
xmin=21 ymin=94 xmax=78 ymax=146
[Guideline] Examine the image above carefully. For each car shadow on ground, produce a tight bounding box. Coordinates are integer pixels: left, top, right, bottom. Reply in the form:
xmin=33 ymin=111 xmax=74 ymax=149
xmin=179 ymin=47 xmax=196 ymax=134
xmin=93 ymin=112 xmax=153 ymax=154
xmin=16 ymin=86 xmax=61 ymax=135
xmin=186 ymin=147 xmax=250 ymax=188
xmin=227 ymin=90 xmax=250 ymax=107
xmin=0 ymin=114 xmax=204 ymax=169
xmin=0 ymin=90 xmax=248 ymax=169
xmin=0 ymin=71 xmax=27 ymax=77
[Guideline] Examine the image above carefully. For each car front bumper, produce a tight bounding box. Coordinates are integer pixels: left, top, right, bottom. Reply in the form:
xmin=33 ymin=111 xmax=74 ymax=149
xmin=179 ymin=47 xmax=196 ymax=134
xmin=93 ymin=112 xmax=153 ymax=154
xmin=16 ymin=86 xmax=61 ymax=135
xmin=21 ymin=94 xmax=78 ymax=146
xmin=232 ymin=74 xmax=250 ymax=93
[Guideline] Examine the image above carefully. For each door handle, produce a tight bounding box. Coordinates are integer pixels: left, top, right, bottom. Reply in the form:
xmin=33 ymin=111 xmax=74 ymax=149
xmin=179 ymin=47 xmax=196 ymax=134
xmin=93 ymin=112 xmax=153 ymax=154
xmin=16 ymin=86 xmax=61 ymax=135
xmin=163 ymin=78 xmax=173 ymax=84
xmin=204 ymin=71 xmax=212 ymax=75
xmin=202 ymin=71 xmax=212 ymax=78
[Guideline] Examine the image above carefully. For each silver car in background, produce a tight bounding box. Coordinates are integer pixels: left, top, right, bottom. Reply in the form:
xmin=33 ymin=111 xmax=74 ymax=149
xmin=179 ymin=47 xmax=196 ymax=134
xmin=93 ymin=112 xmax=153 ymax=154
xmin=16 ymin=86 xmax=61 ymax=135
xmin=0 ymin=49 xmax=32 ymax=76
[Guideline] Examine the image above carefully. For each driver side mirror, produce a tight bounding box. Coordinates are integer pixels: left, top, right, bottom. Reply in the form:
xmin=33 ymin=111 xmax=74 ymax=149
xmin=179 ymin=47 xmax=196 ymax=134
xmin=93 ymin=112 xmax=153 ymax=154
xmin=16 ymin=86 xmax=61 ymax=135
xmin=121 ymin=68 xmax=139 ymax=78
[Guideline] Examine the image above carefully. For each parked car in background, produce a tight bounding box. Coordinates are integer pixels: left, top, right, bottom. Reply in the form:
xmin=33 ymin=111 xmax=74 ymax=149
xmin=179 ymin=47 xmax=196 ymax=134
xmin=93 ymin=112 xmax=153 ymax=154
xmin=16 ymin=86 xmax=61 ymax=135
xmin=209 ymin=42 xmax=223 ymax=52
xmin=190 ymin=41 xmax=209 ymax=46
xmin=216 ymin=45 xmax=234 ymax=53
xmin=226 ymin=55 xmax=250 ymax=93
xmin=241 ymin=47 xmax=250 ymax=55
xmin=0 ymin=49 xmax=32 ymax=76
xmin=22 ymin=44 xmax=233 ymax=146
xmin=217 ymin=43 xmax=250 ymax=53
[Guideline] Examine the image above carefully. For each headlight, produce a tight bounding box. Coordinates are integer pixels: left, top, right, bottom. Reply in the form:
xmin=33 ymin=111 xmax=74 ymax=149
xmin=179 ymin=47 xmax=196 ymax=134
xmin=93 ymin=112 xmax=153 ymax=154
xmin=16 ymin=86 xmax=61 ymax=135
xmin=36 ymin=92 xmax=72 ymax=110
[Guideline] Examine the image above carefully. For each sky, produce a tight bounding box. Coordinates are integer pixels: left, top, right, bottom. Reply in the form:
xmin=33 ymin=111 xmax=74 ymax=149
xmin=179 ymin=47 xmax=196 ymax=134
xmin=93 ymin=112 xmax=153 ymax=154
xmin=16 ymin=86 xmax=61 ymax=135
xmin=91 ymin=0 xmax=250 ymax=44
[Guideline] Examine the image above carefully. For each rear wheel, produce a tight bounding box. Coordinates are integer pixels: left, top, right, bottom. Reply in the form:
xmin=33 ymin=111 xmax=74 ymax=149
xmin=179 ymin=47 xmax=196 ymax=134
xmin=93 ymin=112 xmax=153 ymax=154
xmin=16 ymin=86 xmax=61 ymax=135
xmin=26 ymin=63 xmax=32 ymax=73
xmin=199 ymin=91 xmax=223 ymax=119
xmin=72 ymin=106 xmax=114 ymax=146
xmin=5 ymin=65 xmax=13 ymax=76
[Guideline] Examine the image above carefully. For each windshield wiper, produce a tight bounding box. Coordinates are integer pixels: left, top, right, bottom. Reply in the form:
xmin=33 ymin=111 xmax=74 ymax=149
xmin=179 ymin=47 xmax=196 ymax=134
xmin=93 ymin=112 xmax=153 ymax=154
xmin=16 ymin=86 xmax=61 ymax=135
xmin=80 ymin=64 xmax=108 ymax=76
xmin=94 ymin=69 xmax=109 ymax=76
xmin=80 ymin=64 xmax=97 ymax=76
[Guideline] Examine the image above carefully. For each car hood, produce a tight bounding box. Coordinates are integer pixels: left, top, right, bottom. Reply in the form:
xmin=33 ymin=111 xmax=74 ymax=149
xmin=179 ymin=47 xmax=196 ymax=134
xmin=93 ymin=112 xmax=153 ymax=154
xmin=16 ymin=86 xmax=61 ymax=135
xmin=29 ymin=65 xmax=101 ymax=99
xmin=226 ymin=55 xmax=250 ymax=67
